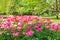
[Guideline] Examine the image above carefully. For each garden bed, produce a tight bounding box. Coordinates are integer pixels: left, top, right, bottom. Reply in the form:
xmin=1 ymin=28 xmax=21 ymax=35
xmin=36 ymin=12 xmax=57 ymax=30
xmin=0 ymin=16 xmax=60 ymax=40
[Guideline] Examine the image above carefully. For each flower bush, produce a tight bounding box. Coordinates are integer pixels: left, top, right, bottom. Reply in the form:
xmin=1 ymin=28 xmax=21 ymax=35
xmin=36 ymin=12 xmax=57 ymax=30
xmin=0 ymin=16 xmax=60 ymax=40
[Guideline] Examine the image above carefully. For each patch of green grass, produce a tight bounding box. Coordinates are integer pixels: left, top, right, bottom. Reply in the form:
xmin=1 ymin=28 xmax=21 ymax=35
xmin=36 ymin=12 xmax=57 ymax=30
xmin=45 ymin=16 xmax=60 ymax=24
xmin=52 ymin=19 xmax=60 ymax=24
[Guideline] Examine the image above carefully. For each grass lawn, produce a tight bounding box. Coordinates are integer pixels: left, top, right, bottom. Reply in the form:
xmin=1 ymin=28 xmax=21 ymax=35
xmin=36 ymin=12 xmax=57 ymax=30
xmin=52 ymin=19 xmax=60 ymax=24
xmin=45 ymin=16 xmax=60 ymax=24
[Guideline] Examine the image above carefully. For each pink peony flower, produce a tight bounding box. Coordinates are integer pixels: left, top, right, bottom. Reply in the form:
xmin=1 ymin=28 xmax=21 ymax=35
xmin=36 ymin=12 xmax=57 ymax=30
xmin=17 ymin=27 xmax=22 ymax=30
xmin=28 ymin=21 xmax=32 ymax=25
xmin=3 ymin=25 xmax=11 ymax=30
xmin=22 ymin=18 xmax=27 ymax=22
xmin=37 ymin=23 xmax=42 ymax=27
xmin=47 ymin=20 xmax=53 ymax=24
xmin=37 ymin=28 xmax=42 ymax=32
xmin=44 ymin=20 xmax=53 ymax=24
xmin=57 ymin=23 xmax=60 ymax=28
xmin=13 ymin=32 xmax=20 ymax=37
xmin=57 ymin=26 xmax=60 ymax=29
xmin=52 ymin=24 xmax=58 ymax=30
xmin=58 ymin=23 xmax=60 ymax=26
xmin=0 ymin=24 xmax=2 ymax=27
xmin=26 ymin=30 xmax=34 ymax=36
xmin=47 ymin=18 xmax=50 ymax=21
xmin=45 ymin=26 xmax=50 ymax=29
xmin=6 ymin=22 xmax=11 ymax=26
xmin=19 ymin=24 xmax=24 ymax=27
xmin=50 ymin=27 xmax=55 ymax=31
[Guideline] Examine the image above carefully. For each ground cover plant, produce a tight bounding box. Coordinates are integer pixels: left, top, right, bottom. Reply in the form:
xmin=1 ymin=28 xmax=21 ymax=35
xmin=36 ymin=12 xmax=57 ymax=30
xmin=0 ymin=16 xmax=60 ymax=40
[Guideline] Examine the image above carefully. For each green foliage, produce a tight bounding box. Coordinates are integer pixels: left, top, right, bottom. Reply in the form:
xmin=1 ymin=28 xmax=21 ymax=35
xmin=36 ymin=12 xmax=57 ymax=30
xmin=0 ymin=0 xmax=58 ymax=16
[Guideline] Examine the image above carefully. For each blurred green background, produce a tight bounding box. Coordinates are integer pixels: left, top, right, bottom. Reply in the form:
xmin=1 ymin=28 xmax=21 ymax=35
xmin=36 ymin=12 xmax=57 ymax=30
xmin=0 ymin=0 xmax=59 ymax=16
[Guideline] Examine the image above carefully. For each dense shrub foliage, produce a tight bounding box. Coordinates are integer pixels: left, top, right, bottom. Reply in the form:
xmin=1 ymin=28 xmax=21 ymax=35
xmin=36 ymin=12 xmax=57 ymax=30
xmin=0 ymin=16 xmax=60 ymax=40
xmin=0 ymin=0 xmax=55 ymax=16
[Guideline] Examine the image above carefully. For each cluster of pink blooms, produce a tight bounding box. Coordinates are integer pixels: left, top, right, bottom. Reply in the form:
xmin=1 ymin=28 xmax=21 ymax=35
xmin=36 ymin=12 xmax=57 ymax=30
xmin=0 ymin=16 xmax=59 ymax=37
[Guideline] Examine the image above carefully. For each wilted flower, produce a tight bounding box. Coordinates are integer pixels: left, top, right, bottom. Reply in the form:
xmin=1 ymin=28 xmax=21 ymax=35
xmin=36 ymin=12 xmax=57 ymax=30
xmin=0 ymin=31 xmax=3 ymax=34
xmin=0 ymin=16 xmax=3 ymax=20
xmin=35 ymin=26 xmax=39 ymax=29
xmin=26 ymin=26 xmax=32 ymax=30
xmin=23 ymin=32 xmax=26 ymax=35
xmin=11 ymin=27 xmax=16 ymax=32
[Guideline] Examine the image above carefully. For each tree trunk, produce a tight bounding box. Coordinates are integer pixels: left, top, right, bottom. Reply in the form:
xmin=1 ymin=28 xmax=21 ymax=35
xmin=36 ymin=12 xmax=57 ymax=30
xmin=56 ymin=0 xmax=59 ymax=19
xmin=56 ymin=12 xmax=59 ymax=19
